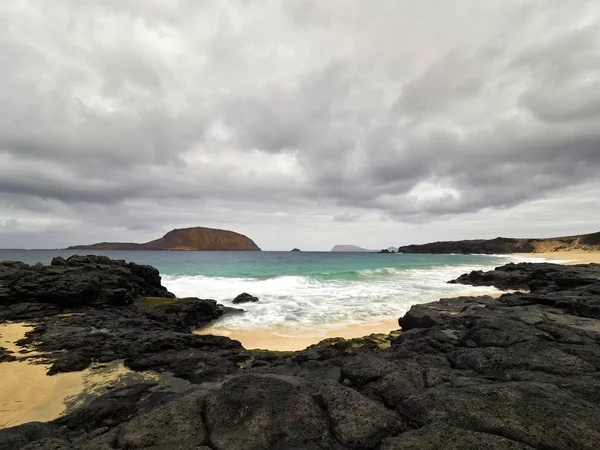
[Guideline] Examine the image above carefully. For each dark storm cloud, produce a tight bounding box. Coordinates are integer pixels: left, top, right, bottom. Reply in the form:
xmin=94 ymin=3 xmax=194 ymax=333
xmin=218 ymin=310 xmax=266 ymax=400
xmin=0 ymin=0 xmax=599 ymax=249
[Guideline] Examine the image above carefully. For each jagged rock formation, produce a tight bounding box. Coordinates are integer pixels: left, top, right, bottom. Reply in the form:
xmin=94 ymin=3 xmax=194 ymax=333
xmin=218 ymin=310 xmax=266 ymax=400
xmin=397 ymin=231 xmax=600 ymax=254
xmin=0 ymin=255 xmax=173 ymax=308
xmin=2 ymin=258 xmax=600 ymax=449
xmin=67 ymin=226 xmax=261 ymax=251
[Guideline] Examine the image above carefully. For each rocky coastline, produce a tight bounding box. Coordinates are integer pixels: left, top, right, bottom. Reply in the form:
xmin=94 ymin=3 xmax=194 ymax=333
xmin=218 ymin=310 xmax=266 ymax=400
xmin=1 ymin=256 xmax=600 ymax=449
xmin=397 ymin=231 xmax=600 ymax=254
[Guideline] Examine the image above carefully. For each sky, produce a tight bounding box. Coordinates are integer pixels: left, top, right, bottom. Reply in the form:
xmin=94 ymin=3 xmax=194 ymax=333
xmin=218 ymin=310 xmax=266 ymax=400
xmin=1 ymin=0 xmax=599 ymax=251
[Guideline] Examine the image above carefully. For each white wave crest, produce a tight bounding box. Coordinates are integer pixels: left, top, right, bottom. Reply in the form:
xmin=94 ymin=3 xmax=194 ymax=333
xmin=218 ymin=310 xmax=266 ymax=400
xmin=162 ymin=262 xmax=507 ymax=332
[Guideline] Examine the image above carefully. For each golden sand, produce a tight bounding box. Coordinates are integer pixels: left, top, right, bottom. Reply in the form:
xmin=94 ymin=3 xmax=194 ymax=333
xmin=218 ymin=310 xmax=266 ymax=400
xmin=0 ymin=322 xmax=160 ymax=429
xmin=196 ymin=289 xmax=504 ymax=352
xmin=196 ymin=319 xmax=401 ymax=351
xmin=514 ymin=250 xmax=600 ymax=265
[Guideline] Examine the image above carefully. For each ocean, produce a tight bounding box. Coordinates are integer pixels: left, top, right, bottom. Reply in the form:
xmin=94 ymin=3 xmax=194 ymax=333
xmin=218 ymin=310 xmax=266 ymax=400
xmin=0 ymin=249 xmax=537 ymax=333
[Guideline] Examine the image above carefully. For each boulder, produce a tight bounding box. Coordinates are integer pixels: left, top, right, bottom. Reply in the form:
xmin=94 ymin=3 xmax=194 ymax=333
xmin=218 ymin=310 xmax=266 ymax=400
xmin=317 ymin=381 xmax=404 ymax=448
xmin=204 ymin=375 xmax=332 ymax=450
xmin=117 ymin=390 xmax=207 ymax=448
xmin=232 ymin=292 xmax=259 ymax=304
xmin=398 ymin=381 xmax=600 ymax=449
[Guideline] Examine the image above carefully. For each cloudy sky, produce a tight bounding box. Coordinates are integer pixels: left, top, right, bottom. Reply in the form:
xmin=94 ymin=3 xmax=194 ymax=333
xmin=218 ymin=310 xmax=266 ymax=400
xmin=1 ymin=0 xmax=599 ymax=250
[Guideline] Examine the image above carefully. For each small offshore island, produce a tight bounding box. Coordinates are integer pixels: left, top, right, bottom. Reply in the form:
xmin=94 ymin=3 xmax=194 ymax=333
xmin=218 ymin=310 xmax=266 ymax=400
xmin=68 ymin=226 xmax=261 ymax=251
xmin=1 ymin=251 xmax=600 ymax=449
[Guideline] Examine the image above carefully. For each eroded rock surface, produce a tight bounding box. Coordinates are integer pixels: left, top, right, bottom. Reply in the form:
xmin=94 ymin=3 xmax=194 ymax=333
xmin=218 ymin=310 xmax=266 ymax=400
xmin=2 ymin=258 xmax=600 ymax=449
xmin=0 ymin=255 xmax=173 ymax=307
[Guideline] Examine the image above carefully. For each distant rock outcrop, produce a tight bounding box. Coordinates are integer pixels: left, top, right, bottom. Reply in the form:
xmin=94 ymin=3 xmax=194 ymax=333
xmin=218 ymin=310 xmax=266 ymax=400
xmin=397 ymin=231 xmax=600 ymax=254
xmin=331 ymin=245 xmax=374 ymax=253
xmin=67 ymin=226 xmax=261 ymax=251
xmin=291 ymin=248 xmax=302 ymax=252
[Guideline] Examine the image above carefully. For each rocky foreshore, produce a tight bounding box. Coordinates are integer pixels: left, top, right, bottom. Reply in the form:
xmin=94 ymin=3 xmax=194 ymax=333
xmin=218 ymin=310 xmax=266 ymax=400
xmin=1 ymin=257 xmax=600 ymax=449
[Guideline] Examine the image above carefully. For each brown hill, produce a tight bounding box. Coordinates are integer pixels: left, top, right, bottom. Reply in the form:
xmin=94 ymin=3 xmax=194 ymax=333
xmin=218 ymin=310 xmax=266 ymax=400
xmin=397 ymin=231 xmax=600 ymax=254
xmin=67 ymin=227 xmax=261 ymax=251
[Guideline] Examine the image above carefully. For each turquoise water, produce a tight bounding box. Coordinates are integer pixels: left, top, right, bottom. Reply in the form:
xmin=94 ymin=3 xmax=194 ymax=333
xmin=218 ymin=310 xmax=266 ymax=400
xmin=0 ymin=250 xmax=535 ymax=331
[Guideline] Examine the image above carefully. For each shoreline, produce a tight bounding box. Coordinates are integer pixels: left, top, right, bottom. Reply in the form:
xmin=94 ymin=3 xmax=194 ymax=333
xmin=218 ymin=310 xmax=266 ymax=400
xmin=197 ymin=291 xmax=503 ymax=351
xmin=0 ymin=322 xmax=166 ymax=429
xmin=513 ymin=250 xmax=600 ymax=265
xmin=196 ymin=319 xmax=401 ymax=351
xmin=0 ymin=323 xmax=85 ymax=428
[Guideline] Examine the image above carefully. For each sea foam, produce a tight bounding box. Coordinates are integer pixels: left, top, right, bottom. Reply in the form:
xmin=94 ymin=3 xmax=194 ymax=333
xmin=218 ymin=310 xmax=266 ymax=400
xmin=162 ymin=260 xmax=523 ymax=332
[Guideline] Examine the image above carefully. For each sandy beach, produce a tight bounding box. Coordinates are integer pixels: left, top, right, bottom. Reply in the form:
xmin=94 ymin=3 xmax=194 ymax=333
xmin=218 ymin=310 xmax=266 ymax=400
xmin=196 ymin=289 xmax=506 ymax=351
xmin=515 ymin=251 xmax=600 ymax=265
xmin=196 ymin=319 xmax=401 ymax=351
xmin=0 ymin=322 xmax=163 ymax=429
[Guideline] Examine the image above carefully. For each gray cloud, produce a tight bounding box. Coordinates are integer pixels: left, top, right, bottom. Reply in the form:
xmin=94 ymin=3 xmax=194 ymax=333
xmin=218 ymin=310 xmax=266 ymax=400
xmin=0 ymin=0 xmax=599 ymax=249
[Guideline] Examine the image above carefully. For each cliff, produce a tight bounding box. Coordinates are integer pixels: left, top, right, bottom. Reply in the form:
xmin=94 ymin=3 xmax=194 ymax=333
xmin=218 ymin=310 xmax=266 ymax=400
xmin=397 ymin=231 xmax=600 ymax=254
xmin=67 ymin=226 xmax=261 ymax=251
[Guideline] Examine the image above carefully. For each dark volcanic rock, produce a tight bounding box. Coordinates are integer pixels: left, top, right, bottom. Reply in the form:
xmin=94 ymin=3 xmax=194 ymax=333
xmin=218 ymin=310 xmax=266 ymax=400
xmin=317 ymin=381 xmax=404 ymax=448
xmin=1 ymin=346 xmax=16 ymax=362
xmin=0 ymin=255 xmax=174 ymax=308
xmin=380 ymin=423 xmax=534 ymax=449
xmin=54 ymin=383 xmax=159 ymax=432
xmin=204 ymin=375 xmax=333 ymax=450
xmin=232 ymin=292 xmax=259 ymax=304
xmin=450 ymin=261 xmax=600 ymax=294
xmin=0 ymin=256 xmax=247 ymax=377
xmin=19 ymin=306 xmax=243 ymax=377
xmin=3 ymin=260 xmax=600 ymax=450
xmin=0 ymin=303 xmax=62 ymax=321
xmin=116 ymin=390 xmax=207 ymax=448
xmin=0 ymin=423 xmax=57 ymax=450
xmin=398 ymin=381 xmax=600 ymax=449
xmin=141 ymin=297 xmax=232 ymax=330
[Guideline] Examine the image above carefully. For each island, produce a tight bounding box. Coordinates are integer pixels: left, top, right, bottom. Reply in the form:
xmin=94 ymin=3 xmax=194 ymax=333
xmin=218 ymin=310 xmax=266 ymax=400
xmin=67 ymin=226 xmax=261 ymax=251
xmin=397 ymin=231 xmax=600 ymax=254
xmin=331 ymin=244 xmax=374 ymax=252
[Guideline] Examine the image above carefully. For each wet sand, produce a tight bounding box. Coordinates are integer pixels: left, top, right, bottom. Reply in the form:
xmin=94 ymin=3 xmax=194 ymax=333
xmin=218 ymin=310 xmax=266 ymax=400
xmin=515 ymin=251 xmax=600 ymax=265
xmin=196 ymin=319 xmax=401 ymax=351
xmin=0 ymin=322 xmax=164 ymax=429
xmin=197 ymin=290 xmax=503 ymax=351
